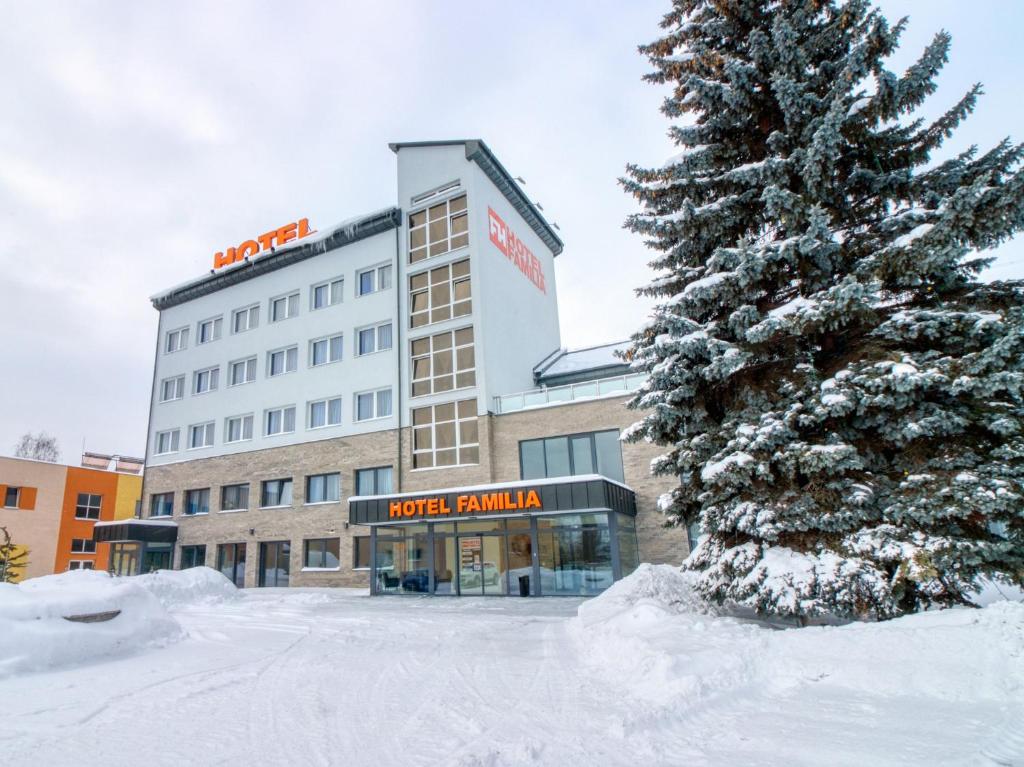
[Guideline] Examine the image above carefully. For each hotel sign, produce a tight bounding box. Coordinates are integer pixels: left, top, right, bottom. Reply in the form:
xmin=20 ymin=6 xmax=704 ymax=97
xmin=389 ymin=489 xmax=542 ymax=520
xmin=487 ymin=207 xmax=547 ymax=294
xmin=213 ymin=218 xmax=316 ymax=269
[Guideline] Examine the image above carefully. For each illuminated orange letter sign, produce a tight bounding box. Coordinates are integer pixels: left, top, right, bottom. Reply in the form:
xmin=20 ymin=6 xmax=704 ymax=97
xmin=213 ymin=218 xmax=315 ymax=270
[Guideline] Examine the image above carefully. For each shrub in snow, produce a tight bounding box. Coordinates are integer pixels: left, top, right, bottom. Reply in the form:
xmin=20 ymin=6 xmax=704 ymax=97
xmin=622 ymin=0 xmax=1024 ymax=619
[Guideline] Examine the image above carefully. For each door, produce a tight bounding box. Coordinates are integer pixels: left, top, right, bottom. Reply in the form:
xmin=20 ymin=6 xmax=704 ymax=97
xmin=457 ymin=535 xmax=508 ymax=595
xmin=259 ymin=541 xmax=290 ymax=587
xmin=218 ymin=543 xmax=247 ymax=588
xmin=142 ymin=544 xmax=172 ymax=573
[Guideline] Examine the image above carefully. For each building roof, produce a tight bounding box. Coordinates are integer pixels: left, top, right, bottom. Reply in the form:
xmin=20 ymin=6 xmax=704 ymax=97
xmin=533 ymin=340 xmax=631 ymax=386
xmin=150 ymin=207 xmax=402 ymax=311
xmin=389 ymin=139 xmax=564 ymax=257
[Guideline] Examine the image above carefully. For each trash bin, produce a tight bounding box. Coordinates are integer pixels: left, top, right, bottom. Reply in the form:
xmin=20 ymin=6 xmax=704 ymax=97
xmin=518 ymin=574 xmax=530 ymax=597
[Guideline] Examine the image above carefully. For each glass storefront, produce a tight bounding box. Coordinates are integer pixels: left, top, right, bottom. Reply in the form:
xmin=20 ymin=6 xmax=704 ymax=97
xmin=369 ymin=511 xmax=635 ymax=597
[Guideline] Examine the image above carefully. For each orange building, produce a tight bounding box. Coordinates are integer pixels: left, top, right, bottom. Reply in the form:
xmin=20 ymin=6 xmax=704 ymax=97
xmin=0 ymin=453 xmax=142 ymax=581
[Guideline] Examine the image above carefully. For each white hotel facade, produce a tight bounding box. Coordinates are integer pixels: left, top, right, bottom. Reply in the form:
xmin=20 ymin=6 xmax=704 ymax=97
xmin=105 ymin=140 xmax=689 ymax=595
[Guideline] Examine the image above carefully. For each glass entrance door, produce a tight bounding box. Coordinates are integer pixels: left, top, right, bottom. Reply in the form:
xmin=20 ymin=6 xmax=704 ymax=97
xmin=258 ymin=541 xmax=290 ymax=587
xmin=141 ymin=544 xmax=172 ymax=573
xmin=457 ymin=534 xmax=508 ymax=595
xmin=109 ymin=542 xmax=140 ymax=576
xmin=218 ymin=543 xmax=246 ymax=588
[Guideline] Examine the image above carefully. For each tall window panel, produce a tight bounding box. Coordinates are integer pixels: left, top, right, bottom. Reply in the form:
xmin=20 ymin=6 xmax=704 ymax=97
xmin=410 ymin=327 xmax=475 ymax=397
xmin=409 ymin=258 xmax=471 ymax=328
xmin=408 ymin=194 xmax=468 ymax=263
xmin=411 ymin=398 xmax=479 ymax=469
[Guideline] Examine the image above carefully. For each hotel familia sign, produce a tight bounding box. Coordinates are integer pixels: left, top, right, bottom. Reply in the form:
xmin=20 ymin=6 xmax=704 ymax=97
xmin=487 ymin=207 xmax=547 ymax=294
xmin=213 ymin=218 xmax=315 ymax=269
xmin=389 ymin=489 xmax=543 ymax=519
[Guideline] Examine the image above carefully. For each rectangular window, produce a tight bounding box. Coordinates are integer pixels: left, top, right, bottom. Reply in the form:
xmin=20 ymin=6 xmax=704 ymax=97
xmin=311 ymin=277 xmax=344 ymax=310
xmin=68 ymin=561 xmax=95 ymax=571
xmin=150 ymin=492 xmax=173 ymax=517
xmin=184 ymin=488 xmax=210 ymax=516
xmin=412 ymin=398 xmax=479 ymax=469
xmin=408 ymin=194 xmax=468 ymax=263
xmin=305 ymin=473 xmax=341 ymax=504
xmin=357 ymin=322 xmax=393 ymax=356
xmin=160 ymin=375 xmax=185 ymax=402
xmin=232 ymin=304 xmax=259 ymax=333
xmin=71 ymin=538 xmax=97 ymax=554
xmin=268 ymin=346 xmax=298 ymax=377
xmin=519 ymin=429 xmax=625 ymax=483
xmin=261 ymin=479 xmax=293 ymax=508
xmin=410 ymin=326 xmax=475 ymax=397
xmin=409 ymin=258 xmax=472 ymax=328
xmin=355 ymin=466 xmax=393 ymax=496
xmin=165 ymin=326 xmax=189 ymax=353
xmin=357 ymin=264 xmax=393 ymax=296
xmin=310 ymin=333 xmax=344 ymax=367
xmin=309 ymin=397 xmax=343 ymax=429
xmin=155 ymin=429 xmax=180 ymax=455
xmin=4 ymin=486 xmax=20 ymax=508
xmin=197 ymin=316 xmax=223 ymax=344
xmin=229 ymin=357 xmax=257 ymax=386
xmin=304 ymin=538 xmax=340 ymax=569
xmin=355 ymin=388 xmax=393 ymax=422
xmin=353 ymin=536 xmax=371 ymax=569
xmin=265 ymin=406 xmax=296 ymax=436
xmin=193 ymin=366 xmax=220 ymax=394
xmin=221 ymin=483 xmax=249 ymax=512
xmin=75 ymin=493 xmax=102 ymax=520
xmin=225 ymin=414 xmax=254 ymax=443
xmin=180 ymin=545 xmax=207 ymax=569
xmin=188 ymin=422 xmax=215 ymax=449
xmin=270 ymin=292 xmax=300 ymax=322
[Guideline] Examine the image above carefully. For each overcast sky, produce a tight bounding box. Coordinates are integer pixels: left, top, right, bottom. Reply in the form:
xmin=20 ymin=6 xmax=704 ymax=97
xmin=1 ymin=0 xmax=1021 ymax=462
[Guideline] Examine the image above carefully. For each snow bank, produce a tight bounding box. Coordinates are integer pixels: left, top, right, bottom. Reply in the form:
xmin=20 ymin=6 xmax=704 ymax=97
xmin=132 ymin=566 xmax=239 ymax=608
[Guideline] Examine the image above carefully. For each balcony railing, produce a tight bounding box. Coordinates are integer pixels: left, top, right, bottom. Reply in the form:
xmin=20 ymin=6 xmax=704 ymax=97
xmin=493 ymin=373 xmax=648 ymax=414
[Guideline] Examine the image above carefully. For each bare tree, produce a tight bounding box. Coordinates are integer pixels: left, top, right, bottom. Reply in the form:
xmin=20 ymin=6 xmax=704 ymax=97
xmin=13 ymin=432 xmax=61 ymax=463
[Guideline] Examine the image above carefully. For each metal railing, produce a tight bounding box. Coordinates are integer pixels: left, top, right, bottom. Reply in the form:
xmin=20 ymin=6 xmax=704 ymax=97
xmin=494 ymin=373 xmax=647 ymax=414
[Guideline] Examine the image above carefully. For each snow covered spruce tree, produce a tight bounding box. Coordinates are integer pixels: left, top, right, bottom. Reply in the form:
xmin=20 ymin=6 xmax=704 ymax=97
xmin=622 ymin=0 xmax=1024 ymax=619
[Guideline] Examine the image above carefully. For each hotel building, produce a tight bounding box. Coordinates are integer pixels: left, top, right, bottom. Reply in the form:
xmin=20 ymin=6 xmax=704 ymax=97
xmin=112 ymin=139 xmax=689 ymax=595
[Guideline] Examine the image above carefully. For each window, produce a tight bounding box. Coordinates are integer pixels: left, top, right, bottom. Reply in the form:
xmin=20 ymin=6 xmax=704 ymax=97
xmin=184 ymin=488 xmax=210 ymax=516
xmin=270 ymin=292 xmax=300 ymax=322
xmin=410 ymin=327 xmax=475 ymax=396
xmin=71 ymin=538 xmax=97 ymax=554
xmin=193 ymin=366 xmax=220 ymax=395
xmin=265 ymin=406 xmax=296 ymax=436
xmin=4 ymin=486 xmax=20 ymax=508
xmin=268 ymin=346 xmax=299 ymax=377
xmin=353 ymin=536 xmax=371 ymax=569
xmin=409 ymin=258 xmax=472 ymax=328
xmin=261 ymin=478 xmax=293 ymax=508
xmin=75 ymin=493 xmax=102 ymax=519
xmin=68 ymin=561 xmax=95 ymax=571
xmin=357 ymin=264 xmax=393 ymax=296
xmin=309 ymin=397 xmax=343 ymax=429
xmin=150 ymin=492 xmax=173 ymax=517
xmin=232 ymin=304 xmax=259 ymax=333
xmin=165 ymin=326 xmax=189 ymax=353
xmin=189 ymin=422 xmax=215 ymax=449
xmin=160 ymin=375 xmax=185 ymax=402
xmin=355 ymin=388 xmax=393 ymax=422
xmin=311 ymin=278 xmax=344 ymax=310
xmin=310 ymin=333 xmax=344 ymax=367
xmin=197 ymin=316 xmax=223 ymax=344
xmin=180 ymin=545 xmax=207 ymax=569
xmin=305 ymin=473 xmax=340 ymax=504
xmin=305 ymin=538 xmax=340 ymax=569
xmin=221 ymin=483 xmax=249 ymax=511
xmin=155 ymin=429 xmax=180 ymax=455
xmin=519 ymin=429 xmax=625 ymax=484
xmin=355 ymin=466 xmax=393 ymax=496
xmin=412 ymin=398 xmax=479 ymax=469
xmin=408 ymin=194 xmax=468 ymax=263
xmin=225 ymin=414 xmax=254 ymax=443
xmin=357 ymin=322 xmax=393 ymax=356
xmin=229 ymin=357 xmax=257 ymax=386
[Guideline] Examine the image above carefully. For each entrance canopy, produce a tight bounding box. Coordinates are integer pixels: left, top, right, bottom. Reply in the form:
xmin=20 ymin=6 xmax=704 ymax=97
xmin=92 ymin=519 xmax=178 ymax=544
xmin=348 ymin=474 xmax=636 ymax=527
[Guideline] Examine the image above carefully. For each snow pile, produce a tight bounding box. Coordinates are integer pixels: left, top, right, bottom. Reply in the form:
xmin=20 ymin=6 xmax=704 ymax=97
xmin=0 ymin=570 xmax=235 ymax=678
xmin=132 ymin=566 xmax=239 ymax=608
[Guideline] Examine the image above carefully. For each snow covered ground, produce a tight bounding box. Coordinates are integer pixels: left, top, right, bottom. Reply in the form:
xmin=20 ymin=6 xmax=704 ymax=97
xmin=2 ymin=566 xmax=1022 ymax=767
